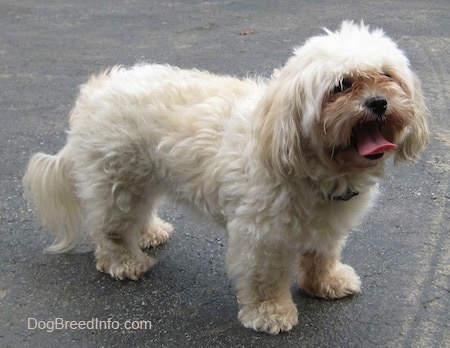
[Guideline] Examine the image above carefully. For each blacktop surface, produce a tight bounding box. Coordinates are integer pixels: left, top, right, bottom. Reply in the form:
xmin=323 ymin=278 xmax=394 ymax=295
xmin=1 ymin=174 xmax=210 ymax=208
xmin=1 ymin=1 xmax=449 ymax=347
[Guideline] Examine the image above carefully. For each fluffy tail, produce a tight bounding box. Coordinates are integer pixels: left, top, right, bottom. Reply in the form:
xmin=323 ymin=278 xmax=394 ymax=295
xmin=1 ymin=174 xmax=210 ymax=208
xmin=23 ymin=147 xmax=86 ymax=252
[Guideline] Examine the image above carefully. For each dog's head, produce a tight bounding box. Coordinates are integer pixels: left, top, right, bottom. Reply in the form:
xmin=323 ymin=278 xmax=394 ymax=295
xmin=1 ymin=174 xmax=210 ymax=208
xmin=255 ymin=21 xmax=429 ymax=180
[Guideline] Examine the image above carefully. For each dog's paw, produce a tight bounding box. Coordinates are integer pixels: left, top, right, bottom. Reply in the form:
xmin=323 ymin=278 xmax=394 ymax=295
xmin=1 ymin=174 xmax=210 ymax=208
xmin=96 ymin=254 xmax=156 ymax=281
xmin=140 ymin=218 xmax=173 ymax=249
xmin=298 ymin=263 xmax=361 ymax=299
xmin=238 ymin=300 xmax=298 ymax=334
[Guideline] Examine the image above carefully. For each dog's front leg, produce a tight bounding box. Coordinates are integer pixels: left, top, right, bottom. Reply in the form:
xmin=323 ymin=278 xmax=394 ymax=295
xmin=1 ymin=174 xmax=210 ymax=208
xmin=297 ymin=245 xmax=361 ymax=299
xmin=226 ymin=227 xmax=298 ymax=334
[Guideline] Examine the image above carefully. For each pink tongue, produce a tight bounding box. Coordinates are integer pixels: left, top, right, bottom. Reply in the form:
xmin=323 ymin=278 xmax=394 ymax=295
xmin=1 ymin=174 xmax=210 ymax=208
xmin=355 ymin=121 xmax=397 ymax=156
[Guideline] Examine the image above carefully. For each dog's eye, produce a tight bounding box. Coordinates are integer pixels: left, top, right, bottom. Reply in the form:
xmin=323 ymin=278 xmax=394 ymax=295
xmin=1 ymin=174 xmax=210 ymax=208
xmin=333 ymin=78 xmax=352 ymax=94
xmin=383 ymin=73 xmax=392 ymax=78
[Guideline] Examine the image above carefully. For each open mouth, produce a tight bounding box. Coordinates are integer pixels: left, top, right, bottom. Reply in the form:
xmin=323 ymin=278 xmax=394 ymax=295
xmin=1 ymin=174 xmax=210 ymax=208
xmin=352 ymin=120 xmax=397 ymax=160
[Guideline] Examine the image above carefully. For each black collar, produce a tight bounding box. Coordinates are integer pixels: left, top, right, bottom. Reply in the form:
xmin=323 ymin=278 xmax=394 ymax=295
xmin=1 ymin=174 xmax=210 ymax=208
xmin=333 ymin=189 xmax=359 ymax=201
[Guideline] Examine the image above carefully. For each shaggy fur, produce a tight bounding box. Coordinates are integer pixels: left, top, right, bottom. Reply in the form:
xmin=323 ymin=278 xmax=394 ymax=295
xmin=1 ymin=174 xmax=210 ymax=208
xmin=23 ymin=21 xmax=429 ymax=334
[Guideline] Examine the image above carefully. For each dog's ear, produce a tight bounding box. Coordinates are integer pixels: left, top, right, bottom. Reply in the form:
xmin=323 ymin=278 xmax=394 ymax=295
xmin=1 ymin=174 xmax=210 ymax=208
xmin=253 ymin=76 xmax=310 ymax=179
xmin=395 ymin=73 xmax=429 ymax=163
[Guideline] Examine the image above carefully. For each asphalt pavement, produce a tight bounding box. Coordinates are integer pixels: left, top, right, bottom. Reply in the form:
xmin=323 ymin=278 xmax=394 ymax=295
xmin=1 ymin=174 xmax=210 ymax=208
xmin=1 ymin=1 xmax=449 ymax=347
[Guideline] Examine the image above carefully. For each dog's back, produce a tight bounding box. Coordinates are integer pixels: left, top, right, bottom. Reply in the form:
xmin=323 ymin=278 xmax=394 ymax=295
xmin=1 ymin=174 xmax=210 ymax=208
xmin=23 ymin=64 xmax=263 ymax=253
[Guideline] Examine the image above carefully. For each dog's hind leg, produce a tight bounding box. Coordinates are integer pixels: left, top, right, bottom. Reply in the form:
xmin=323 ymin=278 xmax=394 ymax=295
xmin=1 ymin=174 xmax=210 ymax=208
xmin=139 ymin=212 xmax=173 ymax=249
xmin=88 ymin=192 xmax=158 ymax=280
xmin=79 ymin=162 xmax=161 ymax=280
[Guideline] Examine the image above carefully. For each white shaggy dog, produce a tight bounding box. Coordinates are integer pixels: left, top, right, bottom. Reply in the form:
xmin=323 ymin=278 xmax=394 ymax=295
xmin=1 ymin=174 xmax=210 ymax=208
xmin=23 ymin=21 xmax=429 ymax=334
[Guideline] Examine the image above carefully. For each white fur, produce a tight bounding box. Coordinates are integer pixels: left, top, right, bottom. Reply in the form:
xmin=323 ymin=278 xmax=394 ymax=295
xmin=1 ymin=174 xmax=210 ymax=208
xmin=23 ymin=21 xmax=428 ymax=334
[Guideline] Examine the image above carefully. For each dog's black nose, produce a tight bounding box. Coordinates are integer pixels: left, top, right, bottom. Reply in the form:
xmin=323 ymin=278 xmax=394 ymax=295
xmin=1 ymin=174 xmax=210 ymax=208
xmin=366 ymin=97 xmax=387 ymax=116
